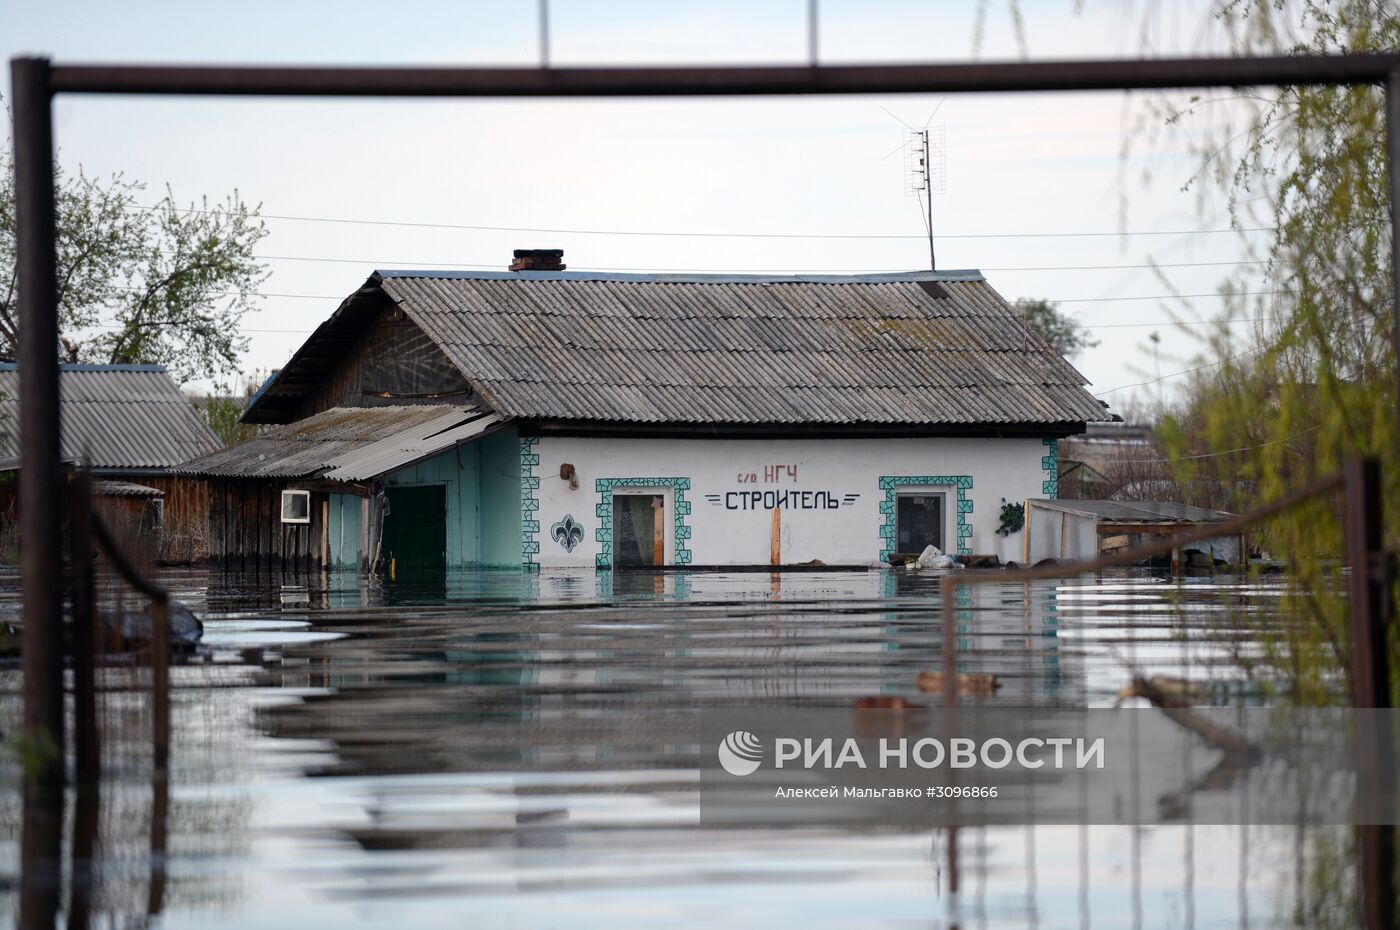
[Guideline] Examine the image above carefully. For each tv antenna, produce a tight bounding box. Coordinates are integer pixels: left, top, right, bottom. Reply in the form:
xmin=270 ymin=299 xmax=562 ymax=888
xmin=905 ymin=126 xmax=946 ymax=270
xmin=883 ymin=103 xmax=946 ymax=270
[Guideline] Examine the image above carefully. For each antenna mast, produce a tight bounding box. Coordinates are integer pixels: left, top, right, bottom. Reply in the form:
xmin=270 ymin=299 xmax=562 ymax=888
xmin=922 ymin=130 xmax=934 ymax=270
xmin=904 ymin=125 xmax=946 ymax=271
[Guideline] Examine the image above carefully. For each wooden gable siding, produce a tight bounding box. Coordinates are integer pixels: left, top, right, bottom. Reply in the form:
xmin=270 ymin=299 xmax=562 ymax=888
xmin=126 ymin=474 xmax=210 ymax=564
xmin=207 ymin=478 xmax=329 ymax=572
xmin=293 ymin=307 xmax=471 ymax=421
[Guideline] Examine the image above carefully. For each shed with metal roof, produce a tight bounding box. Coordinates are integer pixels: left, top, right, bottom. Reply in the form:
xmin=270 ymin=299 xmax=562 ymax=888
xmin=0 ymin=363 xmax=222 ymax=563
xmin=1024 ymin=498 xmax=1244 ymax=571
xmin=0 ymin=363 xmax=220 ymax=472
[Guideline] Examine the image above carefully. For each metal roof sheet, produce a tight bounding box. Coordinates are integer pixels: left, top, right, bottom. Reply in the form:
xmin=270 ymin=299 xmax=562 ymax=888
xmin=1028 ymin=499 xmax=1236 ymax=523
xmin=0 ymin=364 xmax=221 ymax=470
xmin=93 ymin=479 xmax=164 ymax=498
xmin=175 ymin=404 xmax=502 ymax=479
xmin=365 ymin=270 xmax=1112 ymax=426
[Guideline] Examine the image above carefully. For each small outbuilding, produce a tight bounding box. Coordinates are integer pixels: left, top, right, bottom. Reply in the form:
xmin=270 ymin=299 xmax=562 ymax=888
xmin=1024 ymin=498 xmax=1244 ymax=570
xmin=0 ymin=363 xmax=222 ymax=560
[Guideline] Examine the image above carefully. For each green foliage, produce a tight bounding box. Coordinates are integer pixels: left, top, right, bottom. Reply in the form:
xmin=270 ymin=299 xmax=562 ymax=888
xmin=7 ymin=729 xmax=61 ymax=785
xmin=196 ymin=387 xmax=256 ymax=447
xmin=1156 ymin=0 xmax=1400 ymax=704
xmin=1015 ymin=298 xmax=1100 ymax=359
xmin=0 ymin=140 xmax=268 ymax=384
xmin=996 ymin=499 xmax=1025 ymax=536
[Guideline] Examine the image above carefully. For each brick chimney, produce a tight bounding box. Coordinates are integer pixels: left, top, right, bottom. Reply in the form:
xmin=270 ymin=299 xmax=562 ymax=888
xmin=509 ymin=248 xmax=566 ymax=272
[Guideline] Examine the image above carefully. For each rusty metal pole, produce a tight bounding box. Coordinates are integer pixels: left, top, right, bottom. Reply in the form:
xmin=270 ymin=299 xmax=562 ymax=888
xmin=68 ymin=778 xmax=99 ymax=930
xmin=1345 ymin=458 xmax=1392 ymax=709
xmin=1390 ymin=71 xmax=1400 ymax=463
xmin=148 ymin=594 xmax=171 ymax=916
xmin=17 ymin=790 xmax=61 ymax=930
xmin=941 ymin=579 xmax=958 ymax=708
xmin=12 ymin=57 xmax=65 ymax=792
xmin=938 ymin=578 xmax=960 ymax=927
xmin=1343 ymin=457 xmax=1394 ymax=930
xmin=69 ymin=470 xmax=99 ymax=785
xmin=150 ymin=595 xmax=170 ymax=772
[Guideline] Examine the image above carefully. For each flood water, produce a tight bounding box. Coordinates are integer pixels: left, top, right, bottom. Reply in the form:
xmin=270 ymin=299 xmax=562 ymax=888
xmin=0 ymin=567 xmax=1357 ymax=928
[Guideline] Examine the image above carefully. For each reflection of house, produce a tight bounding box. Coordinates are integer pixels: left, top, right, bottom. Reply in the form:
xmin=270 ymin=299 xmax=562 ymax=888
xmin=180 ymin=252 xmax=1114 ymax=571
xmin=0 ymin=363 xmax=221 ymax=558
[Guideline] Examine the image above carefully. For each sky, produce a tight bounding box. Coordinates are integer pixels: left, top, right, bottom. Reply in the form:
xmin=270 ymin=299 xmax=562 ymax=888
xmin=3 ymin=0 xmax=1276 ymax=415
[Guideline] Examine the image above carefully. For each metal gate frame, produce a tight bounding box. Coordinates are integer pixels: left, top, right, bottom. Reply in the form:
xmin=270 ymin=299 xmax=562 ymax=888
xmin=11 ymin=47 xmax=1400 ymax=927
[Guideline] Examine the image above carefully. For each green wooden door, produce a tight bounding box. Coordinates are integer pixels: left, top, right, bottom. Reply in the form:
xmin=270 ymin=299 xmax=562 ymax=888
xmin=383 ymin=485 xmax=447 ymax=571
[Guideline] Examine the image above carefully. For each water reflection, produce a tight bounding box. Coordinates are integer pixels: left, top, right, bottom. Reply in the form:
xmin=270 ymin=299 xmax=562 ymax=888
xmin=0 ymin=566 xmax=1368 ymax=928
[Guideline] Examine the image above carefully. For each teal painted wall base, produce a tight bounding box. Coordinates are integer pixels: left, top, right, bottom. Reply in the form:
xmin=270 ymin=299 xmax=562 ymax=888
xmin=335 ymin=426 xmax=522 ymax=571
xmin=327 ymin=493 xmax=362 ymax=570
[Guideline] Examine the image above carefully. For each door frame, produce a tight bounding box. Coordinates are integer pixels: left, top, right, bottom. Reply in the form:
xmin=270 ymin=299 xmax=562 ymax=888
xmin=381 ymin=481 xmax=449 ymax=570
xmin=877 ymin=474 xmax=974 ymax=560
xmin=611 ymin=490 xmax=667 ymax=567
xmin=594 ymin=476 xmax=693 ymax=568
xmin=893 ymin=489 xmax=949 ymax=555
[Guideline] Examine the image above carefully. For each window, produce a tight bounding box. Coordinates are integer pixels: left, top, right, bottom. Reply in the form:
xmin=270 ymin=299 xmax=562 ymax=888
xmin=895 ymin=492 xmax=944 ymax=554
xmin=281 ymin=489 xmax=311 ymax=524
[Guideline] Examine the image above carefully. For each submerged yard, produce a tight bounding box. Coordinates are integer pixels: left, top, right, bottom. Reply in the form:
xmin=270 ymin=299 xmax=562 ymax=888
xmin=0 ymin=567 xmax=1361 ymax=927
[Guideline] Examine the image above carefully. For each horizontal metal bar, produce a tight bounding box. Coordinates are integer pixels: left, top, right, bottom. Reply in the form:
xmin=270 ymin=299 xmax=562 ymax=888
xmin=90 ymin=513 xmax=168 ymax=602
xmin=46 ymin=54 xmax=1400 ymax=98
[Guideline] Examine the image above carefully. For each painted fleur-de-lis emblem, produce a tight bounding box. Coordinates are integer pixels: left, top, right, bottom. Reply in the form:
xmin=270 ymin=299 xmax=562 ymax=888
xmin=551 ymin=514 xmax=585 ymax=553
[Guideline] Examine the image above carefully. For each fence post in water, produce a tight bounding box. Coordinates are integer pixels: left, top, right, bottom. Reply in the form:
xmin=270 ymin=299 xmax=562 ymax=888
xmin=69 ymin=469 xmax=100 ymax=785
xmin=941 ymin=579 xmax=958 ymax=708
xmin=1342 ymin=456 xmax=1394 ymax=930
xmin=150 ymin=595 xmax=170 ymax=772
xmin=1345 ymin=457 xmax=1392 ymax=708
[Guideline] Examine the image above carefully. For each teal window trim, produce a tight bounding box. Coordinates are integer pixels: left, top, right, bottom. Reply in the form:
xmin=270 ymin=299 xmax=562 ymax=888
xmin=1041 ymin=438 xmax=1059 ymax=498
xmin=594 ymin=477 xmax=693 ymax=568
xmin=878 ymin=475 xmax=974 ymax=558
xmin=520 ymin=436 xmax=541 ymax=569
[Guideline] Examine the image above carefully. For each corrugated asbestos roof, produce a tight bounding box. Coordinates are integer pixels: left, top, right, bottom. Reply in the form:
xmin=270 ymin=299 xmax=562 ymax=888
xmin=175 ymin=404 xmax=501 ymax=480
xmin=0 ymin=364 xmax=221 ymax=470
xmin=362 ymin=270 xmax=1112 ymax=426
xmin=1029 ymin=499 xmax=1236 ymax=523
xmin=93 ymin=480 xmax=164 ymax=498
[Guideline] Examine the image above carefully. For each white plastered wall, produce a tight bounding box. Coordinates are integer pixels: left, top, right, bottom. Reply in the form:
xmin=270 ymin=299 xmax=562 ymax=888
xmin=526 ymin=435 xmax=1055 ymax=568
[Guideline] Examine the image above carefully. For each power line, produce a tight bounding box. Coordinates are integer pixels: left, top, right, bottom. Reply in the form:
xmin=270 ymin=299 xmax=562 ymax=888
xmin=1081 ymin=316 xmax=1263 ymax=330
xmin=133 ymin=203 xmax=1275 ymax=242
xmin=251 ymin=252 xmax=1273 ymax=274
xmin=86 ymin=314 xmax=1262 ymax=336
xmin=109 ymin=282 xmax=1279 ymax=305
xmin=1093 ymin=349 xmax=1259 ymax=397
xmin=1058 ymin=290 xmax=1277 ymax=305
xmin=1100 ymin=425 xmax=1323 ymax=465
xmin=138 ymin=287 xmax=1281 ymax=306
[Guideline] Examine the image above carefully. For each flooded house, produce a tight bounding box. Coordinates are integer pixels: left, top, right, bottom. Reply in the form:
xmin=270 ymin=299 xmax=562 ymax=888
xmin=0 ymin=362 xmax=222 ymax=558
xmin=178 ymin=252 xmax=1114 ymax=571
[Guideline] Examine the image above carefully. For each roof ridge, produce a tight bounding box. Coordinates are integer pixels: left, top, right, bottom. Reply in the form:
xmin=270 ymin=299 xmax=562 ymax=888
xmin=373 ymin=269 xmax=987 ymax=285
xmin=0 ymin=362 xmax=169 ymax=373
